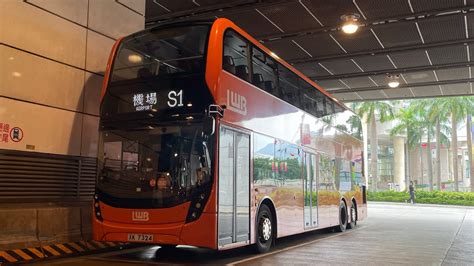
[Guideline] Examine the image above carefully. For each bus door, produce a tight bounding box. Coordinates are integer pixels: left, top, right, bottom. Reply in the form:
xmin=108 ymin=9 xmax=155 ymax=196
xmin=304 ymin=152 xmax=318 ymax=228
xmin=218 ymin=126 xmax=250 ymax=247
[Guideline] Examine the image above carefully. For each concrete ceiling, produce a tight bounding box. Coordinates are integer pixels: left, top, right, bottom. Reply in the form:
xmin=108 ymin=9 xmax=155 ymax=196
xmin=145 ymin=0 xmax=474 ymax=101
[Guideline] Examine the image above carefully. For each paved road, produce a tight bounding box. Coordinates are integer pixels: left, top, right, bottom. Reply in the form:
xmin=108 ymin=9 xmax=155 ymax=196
xmin=33 ymin=203 xmax=473 ymax=265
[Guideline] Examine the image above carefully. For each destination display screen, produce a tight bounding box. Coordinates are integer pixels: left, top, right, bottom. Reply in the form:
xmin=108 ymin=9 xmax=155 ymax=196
xmin=114 ymin=88 xmax=185 ymax=114
xmin=100 ymin=75 xmax=214 ymax=127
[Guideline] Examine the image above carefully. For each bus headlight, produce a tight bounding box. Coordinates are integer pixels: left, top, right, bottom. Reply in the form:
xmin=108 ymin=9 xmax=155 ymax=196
xmin=185 ymin=185 xmax=211 ymax=223
xmin=94 ymin=192 xmax=103 ymax=222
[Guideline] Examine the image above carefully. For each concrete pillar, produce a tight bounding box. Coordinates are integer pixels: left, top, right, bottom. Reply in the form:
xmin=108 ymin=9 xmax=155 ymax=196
xmin=409 ymin=148 xmax=420 ymax=184
xmin=393 ymin=136 xmax=406 ymax=191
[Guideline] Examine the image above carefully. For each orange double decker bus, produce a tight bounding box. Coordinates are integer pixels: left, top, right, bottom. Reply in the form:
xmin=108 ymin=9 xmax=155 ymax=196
xmin=94 ymin=18 xmax=367 ymax=253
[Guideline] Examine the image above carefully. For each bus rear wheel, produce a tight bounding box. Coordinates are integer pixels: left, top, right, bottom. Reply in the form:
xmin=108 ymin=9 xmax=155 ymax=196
xmin=347 ymin=202 xmax=357 ymax=229
xmin=336 ymin=201 xmax=348 ymax=232
xmin=255 ymin=204 xmax=273 ymax=253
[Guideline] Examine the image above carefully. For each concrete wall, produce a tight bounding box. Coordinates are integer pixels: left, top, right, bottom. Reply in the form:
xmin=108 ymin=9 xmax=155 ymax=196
xmin=1 ymin=0 xmax=144 ymax=156
xmin=0 ymin=0 xmax=144 ymax=250
xmin=0 ymin=203 xmax=91 ymax=250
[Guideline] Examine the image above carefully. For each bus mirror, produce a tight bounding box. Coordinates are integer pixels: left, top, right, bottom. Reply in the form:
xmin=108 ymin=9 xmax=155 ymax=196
xmin=203 ymin=116 xmax=215 ymax=135
xmin=209 ymin=104 xmax=225 ymax=118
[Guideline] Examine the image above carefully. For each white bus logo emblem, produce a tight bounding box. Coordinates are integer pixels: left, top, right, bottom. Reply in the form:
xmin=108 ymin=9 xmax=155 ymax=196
xmin=132 ymin=211 xmax=149 ymax=221
xmin=227 ymin=89 xmax=247 ymax=115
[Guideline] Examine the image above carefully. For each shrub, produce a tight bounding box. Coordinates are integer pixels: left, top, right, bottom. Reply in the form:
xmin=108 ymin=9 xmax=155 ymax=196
xmin=367 ymin=191 xmax=474 ymax=206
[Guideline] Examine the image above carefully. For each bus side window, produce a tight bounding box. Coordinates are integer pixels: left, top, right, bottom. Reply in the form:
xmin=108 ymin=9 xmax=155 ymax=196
xmin=251 ymin=47 xmax=277 ymax=94
xmin=223 ymin=31 xmax=250 ymax=82
xmin=300 ymin=80 xmax=325 ymax=118
xmin=278 ymin=65 xmax=301 ymax=107
xmin=325 ymin=97 xmax=335 ymax=115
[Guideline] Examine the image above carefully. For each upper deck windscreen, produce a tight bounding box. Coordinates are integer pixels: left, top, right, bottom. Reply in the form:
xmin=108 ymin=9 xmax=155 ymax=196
xmin=110 ymin=25 xmax=210 ymax=82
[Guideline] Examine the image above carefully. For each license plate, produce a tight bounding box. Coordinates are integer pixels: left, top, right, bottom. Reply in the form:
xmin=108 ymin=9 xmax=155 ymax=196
xmin=127 ymin=233 xmax=153 ymax=242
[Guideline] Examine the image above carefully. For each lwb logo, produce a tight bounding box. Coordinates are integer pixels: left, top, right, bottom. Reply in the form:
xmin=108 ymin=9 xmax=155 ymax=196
xmin=227 ymin=89 xmax=247 ymax=116
xmin=132 ymin=211 xmax=149 ymax=221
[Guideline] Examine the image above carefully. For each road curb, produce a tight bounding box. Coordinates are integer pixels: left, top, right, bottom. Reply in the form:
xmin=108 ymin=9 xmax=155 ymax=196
xmin=0 ymin=241 xmax=129 ymax=265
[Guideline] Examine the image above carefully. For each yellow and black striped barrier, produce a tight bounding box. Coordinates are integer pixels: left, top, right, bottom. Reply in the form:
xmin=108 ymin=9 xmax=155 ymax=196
xmin=0 ymin=241 xmax=127 ymax=264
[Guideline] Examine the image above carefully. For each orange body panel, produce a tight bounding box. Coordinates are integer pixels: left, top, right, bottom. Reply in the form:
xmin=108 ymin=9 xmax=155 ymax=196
xmin=93 ymin=201 xmax=217 ymax=248
xmin=100 ymin=37 xmax=122 ymax=102
xmin=100 ymin=202 xmax=190 ymax=224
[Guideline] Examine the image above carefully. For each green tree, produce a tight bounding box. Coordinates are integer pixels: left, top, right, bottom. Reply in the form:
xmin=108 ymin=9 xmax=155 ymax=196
xmin=426 ymin=98 xmax=451 ymax=191
xmin=411 ymin=99 xmax=443 ymax=191
xmin=356 ymin=101 xmax=394 ymax=191
xmin=390 ymin=106 xmax=424 ymax=189
xmin=468 ymin=114 xmax=474 ymax=192
xmin=438 ymin=97 xmax=471 ymax=192
xmin=456 ymin=97 xmax=474 ymax=192
xmin=347 ymin=114 xmax=362 ymax=139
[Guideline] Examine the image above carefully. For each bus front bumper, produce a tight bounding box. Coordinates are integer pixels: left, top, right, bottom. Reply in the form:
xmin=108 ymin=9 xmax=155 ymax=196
xmin=93 ymin=212 xmax=217 ymax=249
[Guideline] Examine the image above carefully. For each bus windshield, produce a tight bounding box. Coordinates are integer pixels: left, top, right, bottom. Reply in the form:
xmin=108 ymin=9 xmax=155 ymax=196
xmin=97 ymin=124 xmax=212 ymax=208
xmin=98 ymin=24 xmax=216 ymax=209
xmin=111 ymin=25 xmax=210 ymax=82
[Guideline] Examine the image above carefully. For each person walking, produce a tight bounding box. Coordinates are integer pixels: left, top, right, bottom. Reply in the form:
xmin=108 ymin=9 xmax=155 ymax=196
xmin=408 ymin=181 xmax=416 ymax=204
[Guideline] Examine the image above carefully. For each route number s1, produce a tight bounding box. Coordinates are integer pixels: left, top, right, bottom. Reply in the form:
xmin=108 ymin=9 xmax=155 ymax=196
xmin=167 ymin=90 xmax=183 ymax=107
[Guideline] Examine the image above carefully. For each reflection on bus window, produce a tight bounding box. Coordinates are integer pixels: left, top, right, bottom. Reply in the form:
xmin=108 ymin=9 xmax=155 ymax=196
xmin=253 ymin=134 xmax=301 ymax=187
xmin=319 ymin=154 xmax=336 ymax=191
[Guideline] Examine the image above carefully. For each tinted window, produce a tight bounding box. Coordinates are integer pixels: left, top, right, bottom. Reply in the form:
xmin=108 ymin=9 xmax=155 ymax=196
xmin=325 ymin=97 xmax=335 ymax=115
xmin=278 ymin=64 xmax=300 ymax=106
xmin=223 ymin=31 xmax=250 ymax=82
xmin=111 ymin=25 xmax=209 ymax=82
xmin=221 ymin=30 xmax=347 ymax=120
xmin=251 ymin=47 xmax=278 ymax=94
xmin=300 ymin=80 xmax=326 ymax=118
xmin=97 ymin=125 xmax=213 ymax=208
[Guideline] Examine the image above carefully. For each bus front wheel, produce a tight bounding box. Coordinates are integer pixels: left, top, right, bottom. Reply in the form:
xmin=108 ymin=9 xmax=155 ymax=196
xmin=336 ymin=201 xmax=348 ymax=232
xmin=256 ymin=204 xmax=273 ymax=253
xmin=159 ymin=244 xmax=177 ymax=251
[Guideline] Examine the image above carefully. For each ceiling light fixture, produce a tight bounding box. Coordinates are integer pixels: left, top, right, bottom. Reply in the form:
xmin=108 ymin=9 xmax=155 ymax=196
xmin=341 ymin=14 xmax=360 ymax=34
xmin=387 ymin=74 xmax=400 ymax=88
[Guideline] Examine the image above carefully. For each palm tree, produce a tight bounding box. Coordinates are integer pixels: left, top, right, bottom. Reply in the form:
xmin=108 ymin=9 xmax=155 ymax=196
xmin=458 ymin=97 xmax=474 ymax=192
xmin=426 ymin=98 xmax=451 ymax=190
xmin=356 ymin=101 xmax=394 ymax=191
xmin=346 ymin=114 xmax=362 ymax=139
xmin=410 ymin=100 xmax=433 ymax=190
xmin=439 ymin=97 xmax=470 ymax=191
xmin=390 ymin=107 xmax=424 ymax=189
xmin=411 ymin=99 xmax=450 ymax=191
xmin=467 ymin=114 xmax=473 ymax=192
